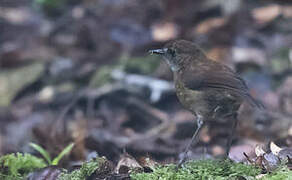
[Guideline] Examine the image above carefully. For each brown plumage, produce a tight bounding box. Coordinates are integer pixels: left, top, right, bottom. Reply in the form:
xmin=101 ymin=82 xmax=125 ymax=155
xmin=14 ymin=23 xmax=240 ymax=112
xmin=149 ymin=39 xmax=263 ymax=166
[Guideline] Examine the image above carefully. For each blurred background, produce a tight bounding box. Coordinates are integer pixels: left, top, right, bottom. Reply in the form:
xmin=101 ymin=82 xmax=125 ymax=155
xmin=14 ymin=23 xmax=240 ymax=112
xmin=0 ymin=0 xmax=292 ymax=166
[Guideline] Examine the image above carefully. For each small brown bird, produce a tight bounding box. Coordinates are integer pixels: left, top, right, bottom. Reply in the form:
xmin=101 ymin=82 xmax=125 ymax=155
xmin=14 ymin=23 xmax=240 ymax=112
xmin=149 ymin=40 xmax=263 ymax=166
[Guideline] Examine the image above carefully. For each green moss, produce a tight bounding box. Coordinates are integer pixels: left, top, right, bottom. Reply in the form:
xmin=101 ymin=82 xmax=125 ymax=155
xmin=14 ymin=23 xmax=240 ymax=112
xmin=270 ymin=48 xmax=291 ymax=74
xmin=35 ymin=0 xmax=65 ymax=9
xmin=262 ymin=166 xmax=292 ymax=180
xmin=0 ymin=153 xmax=46 ymax=180
xmin=89 ymin=66 xmax=115 ymax=88
xmin=58 ymin=158 xmax=105 ymax=180
xmin=90 ymin=55 xmax=160 ymax=88
xmin=0 ymin=62 xmax=44 ymax=107
xmin=121 ymin=56 xmax=161 ymax=75
xmin=131 ymin=160 xmax=261 ymax=180
xmin=34 ymin=0 xmax=67 ymax=17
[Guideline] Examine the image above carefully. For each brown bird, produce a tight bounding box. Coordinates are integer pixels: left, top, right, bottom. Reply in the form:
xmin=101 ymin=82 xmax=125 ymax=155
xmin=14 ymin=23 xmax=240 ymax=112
xmin=149 ymin=40 xmax=263 ymax=166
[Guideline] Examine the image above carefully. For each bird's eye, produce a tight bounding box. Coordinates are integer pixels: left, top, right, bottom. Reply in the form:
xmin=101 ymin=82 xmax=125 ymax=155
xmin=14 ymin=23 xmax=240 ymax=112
xmin=167 ymin=48 xmax=176 ymax=57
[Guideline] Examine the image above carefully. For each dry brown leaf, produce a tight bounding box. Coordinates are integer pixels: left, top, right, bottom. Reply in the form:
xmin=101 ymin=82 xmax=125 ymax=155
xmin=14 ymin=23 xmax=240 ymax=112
xmin=207 ymin=47 xmax=229 ymax=63
xmin=270 ymin=142 xmax=282 ymax=156
xmin=255 ymin=144 xmax=266 ymax=157
xmin=252 ymin=5 xmax=281 ymax=24
xmin=289 ymin=127 xmax=292 ymax=136
xmin=138 ymin=156 xmax=158 ymax=171
xmin=115 ymin=152 xmax=143 ymax=174
xmin=151 ymin=22 xmax=179 ymax=41
xmin=195 ymin=17 xmax=226 ymax=34
xmin=0 ymin=7 xmax=32 ymax=24
xmin=282 ymin=6 xmax=292 ymax=18
xmin=256 ymin=174 xmax=266 ymax=179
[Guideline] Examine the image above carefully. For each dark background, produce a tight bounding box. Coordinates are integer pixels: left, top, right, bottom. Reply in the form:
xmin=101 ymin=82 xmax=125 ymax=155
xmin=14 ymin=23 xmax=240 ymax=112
xmin=0 ymin=0 xmax=291 ymax=166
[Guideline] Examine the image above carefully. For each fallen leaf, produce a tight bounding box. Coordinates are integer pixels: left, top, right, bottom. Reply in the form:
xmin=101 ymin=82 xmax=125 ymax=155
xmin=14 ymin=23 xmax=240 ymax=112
xmin=270 ymin=142 xmax=282 ymax=156
xmin=255 ymin=144 xmax=266 ymax=156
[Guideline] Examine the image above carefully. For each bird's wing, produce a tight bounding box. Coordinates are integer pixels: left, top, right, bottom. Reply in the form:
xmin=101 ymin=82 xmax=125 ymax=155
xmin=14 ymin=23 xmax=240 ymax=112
xmin=181 ymin=62 xmax=264 ymax=109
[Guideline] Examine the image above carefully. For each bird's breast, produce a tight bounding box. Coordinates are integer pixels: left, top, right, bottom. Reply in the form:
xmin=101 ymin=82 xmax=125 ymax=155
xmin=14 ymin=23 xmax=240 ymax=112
xmin=174 ymin=74 xmax=207 ymax=113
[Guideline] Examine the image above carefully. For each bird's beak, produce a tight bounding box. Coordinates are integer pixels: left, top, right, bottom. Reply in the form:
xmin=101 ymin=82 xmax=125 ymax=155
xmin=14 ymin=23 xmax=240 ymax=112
xmin=148 ymin=48 xmax=167 ymax=55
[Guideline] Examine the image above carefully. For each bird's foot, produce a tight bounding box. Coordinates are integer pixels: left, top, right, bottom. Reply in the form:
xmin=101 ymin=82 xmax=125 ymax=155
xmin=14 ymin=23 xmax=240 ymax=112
xmin=177 ymin=151 xmax=189 ymax=168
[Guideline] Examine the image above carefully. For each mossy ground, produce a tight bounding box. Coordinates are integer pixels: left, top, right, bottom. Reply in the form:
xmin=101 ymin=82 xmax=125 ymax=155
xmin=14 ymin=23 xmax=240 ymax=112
xmin=261 ymin=166 xmax=292 ymax=180
xmin=131 ymin=159 xmax=292 ymax=180
xmin=58 ymin=158 xmax=104 ymax=180
xmin=0 ymin=153 xmax=291 ymax=179
xmin=0 ymin=153 xmax=46 ymax=180
xmin=0 ymin=152 xmax=104 ymax=180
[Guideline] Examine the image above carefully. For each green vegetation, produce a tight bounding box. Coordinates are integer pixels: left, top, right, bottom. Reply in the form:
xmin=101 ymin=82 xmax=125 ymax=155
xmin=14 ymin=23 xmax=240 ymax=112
xmin=0 ymin=142 xmax=103 ymax=180
xmin=121 ymin=55 xmax=161 ymax=75
xmin=270 ymin=48 xmax=291 ymax=74
xmin=29 ymin=142 xmax=74 ymax=166
xmin=0 ymin=143 xmax=291 ymax=180
xmin=0 ymin=152 xmax=104 ymax=180
xmin=34 ymin=0 xmax=66 ymax=16
xmin=0 ymin=152 xmax=291 ymax=180
xmin=131 ymin=160 xmax=261 ymax=180
xmin=262 ymin=166 xmax=292 ymax=180
xmin=90 ymin=55 xmax=160 ymax=88
xmin=35 ymin=0 xmax=65 ymax=8
xmin=58 ymin=158 xmax=105 ymax=180
xmin=0 ymin=143 xmax=74 ymax=179
xmin=0 ymin=153 xmax=46 ymax=180
xmin=90 ymin=65 xmax=115 ymax=88
xmin=0 ymin=62 xmax=44 ymax=107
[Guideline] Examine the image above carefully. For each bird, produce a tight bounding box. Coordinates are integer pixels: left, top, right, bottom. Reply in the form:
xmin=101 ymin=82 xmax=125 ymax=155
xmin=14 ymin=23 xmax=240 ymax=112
xmin=149 ymin=39 xmax=263 ymax=166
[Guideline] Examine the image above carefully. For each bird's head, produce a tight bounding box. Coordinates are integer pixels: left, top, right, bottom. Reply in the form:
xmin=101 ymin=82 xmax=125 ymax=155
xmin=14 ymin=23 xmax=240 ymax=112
xmin=149 ymin=40 xmax=206 ymax=71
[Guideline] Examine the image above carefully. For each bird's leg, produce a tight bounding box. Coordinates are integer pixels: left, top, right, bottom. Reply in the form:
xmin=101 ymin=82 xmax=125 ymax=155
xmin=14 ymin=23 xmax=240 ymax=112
xmin=225 ymin=112 xmax=238 ymax=157
xmin=178 ymin=113 xmax=204 ymax=167
xmin=212 ymin=106 xmax=221 ymax=118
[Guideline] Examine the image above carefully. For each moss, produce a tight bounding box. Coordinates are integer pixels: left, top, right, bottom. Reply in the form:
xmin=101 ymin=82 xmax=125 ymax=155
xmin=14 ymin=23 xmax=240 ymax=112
xmin=270 ymin=48 xmax=291 ymax=74
xmin=0 ymin=153 xmax=46 ymax=180
xmin=0 ymin=62 xmax=44 ymax=107
xmin=35 ymin=0 xmax=65 ymax=9
xmin=121 ymin=55 xmax=161 ymax=75
xmin=261 ymin=166 xmax=292 ymax=180
xmin=34 ymin=0 xmax=68 ymax=17
xmin=89 ymin=65 xmax=115 ymax=88
xmin=90 ymin=55 xmax=160 ymax=88
xmin=58 ymin=158 xmax=105 ymax=180
xmin=131 ymin=159 xmax=261 ymax=180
